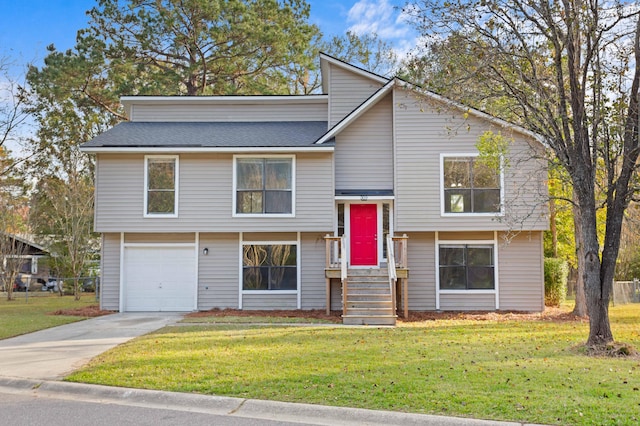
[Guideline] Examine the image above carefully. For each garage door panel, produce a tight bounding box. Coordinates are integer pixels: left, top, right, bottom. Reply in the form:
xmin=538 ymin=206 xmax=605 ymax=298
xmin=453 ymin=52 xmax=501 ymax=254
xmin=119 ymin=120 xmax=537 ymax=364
xmin=124 ymin=246 xmax=196 ymax=312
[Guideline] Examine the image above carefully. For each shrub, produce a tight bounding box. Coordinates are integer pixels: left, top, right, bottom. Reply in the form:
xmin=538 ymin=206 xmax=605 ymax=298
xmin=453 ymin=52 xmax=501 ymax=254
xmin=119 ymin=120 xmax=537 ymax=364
xmin=544 ymin=258 xmax=568 ymax=306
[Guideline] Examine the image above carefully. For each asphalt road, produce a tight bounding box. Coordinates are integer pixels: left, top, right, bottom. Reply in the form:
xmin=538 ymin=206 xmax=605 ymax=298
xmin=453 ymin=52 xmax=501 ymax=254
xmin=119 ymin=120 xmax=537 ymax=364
xmin=0 ymin=390 xmax=311 ymax=426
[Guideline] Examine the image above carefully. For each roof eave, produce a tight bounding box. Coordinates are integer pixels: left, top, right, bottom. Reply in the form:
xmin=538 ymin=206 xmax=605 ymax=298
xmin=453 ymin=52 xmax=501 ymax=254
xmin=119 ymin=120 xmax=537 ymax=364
xmin=80 ymin=146 xmax=335 ymax=154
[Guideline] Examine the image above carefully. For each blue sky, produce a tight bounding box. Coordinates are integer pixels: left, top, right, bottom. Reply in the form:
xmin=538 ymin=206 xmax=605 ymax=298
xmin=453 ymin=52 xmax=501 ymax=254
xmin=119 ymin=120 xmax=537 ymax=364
xmin=0 ymin=0 xmax=416 ymax=74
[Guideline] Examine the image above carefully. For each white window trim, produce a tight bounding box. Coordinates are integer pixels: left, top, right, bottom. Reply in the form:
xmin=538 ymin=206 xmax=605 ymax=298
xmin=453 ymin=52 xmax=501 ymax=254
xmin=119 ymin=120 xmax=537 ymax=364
xmin=239 ymin=236 xmax=300 ymax=299
xmin=435 ymin=231 xmax=500 ymax=310
xmin=232 ymin=154 xmax=296 ymax=218
xmin=439 ymin=153 xmax=505 ymax=217
xmin=144 ymin=155 xmax=179 ymax=218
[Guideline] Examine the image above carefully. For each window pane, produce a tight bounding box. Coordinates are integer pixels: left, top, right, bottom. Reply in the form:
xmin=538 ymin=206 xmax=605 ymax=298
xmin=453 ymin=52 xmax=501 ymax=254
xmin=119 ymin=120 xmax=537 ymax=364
xmin=147 ymin=190 xmax=175 ymax=214
xmin=270 ymin=267 xmax=297 ymax=290
xmin=473 ymin=160 xmax=500 ymax=188
xmin=468 ymin=266 xmax=494 ymax=289
xmin=473 ymin=189 xmax=501 ymax=213
xmin=467 ymin=247 xmax=493 ymax=266
xmin=439 ymin=245 xmax=495 ymax=290
xmin=382 ymin=203 xmax=390 ymax=259
xmin=444 ymin=189 xmax=471 ymax=213
xmin=265 ymin=190 xmax=291 ymax=214
xmin=237 ymin=159 xmax=263 ymax=190
xmin=440 ymin=266 xmax=466 ymax=289
xmin=337 ymin=203 xmax=345 ymax=236
xmin=243 ymin=245 xmax=297 ymax=291
xmin=243 ymin=267 xmax=269 ymax=290
xmin=439 ymin=246 xmax=465 ymax=266
xmin=444 ymin=158 xmax=471 ymax=188
xmin=268 ymin=245 xmax=296 ymax=266
xmin=265 ymin=159 xmax=292 ymax=190
xmin=237 ymin=191 xmax=263 ymax=213
xmin=148 ymin=159 xmax=175 ymax=190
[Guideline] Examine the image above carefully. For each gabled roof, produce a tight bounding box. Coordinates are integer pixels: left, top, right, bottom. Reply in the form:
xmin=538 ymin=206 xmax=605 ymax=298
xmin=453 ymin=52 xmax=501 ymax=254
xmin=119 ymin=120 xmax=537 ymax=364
xmin=319 ymin=52 xmax=389 ymax=94
xmin=1 ymin=233 xmax=48 ymax=256
xmin=81 ymin=121 xmax=334 ymax=153
xmin=315 ymin=79 xmax=395 ymax=145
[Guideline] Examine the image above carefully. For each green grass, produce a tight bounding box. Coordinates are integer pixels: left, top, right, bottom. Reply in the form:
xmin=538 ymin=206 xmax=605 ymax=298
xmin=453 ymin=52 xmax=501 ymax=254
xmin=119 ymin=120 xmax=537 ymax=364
xmin=180 ymin=316 xmax=335 ymax=324
xmin=67 ymin=304 xmax=640 ymax=425
xmin=0 ymin=293 xmax=98 ymax=339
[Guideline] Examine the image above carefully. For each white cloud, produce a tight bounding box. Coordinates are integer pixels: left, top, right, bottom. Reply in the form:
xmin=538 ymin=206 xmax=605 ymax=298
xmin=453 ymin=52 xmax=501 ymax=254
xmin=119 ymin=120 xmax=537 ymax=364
xmin=346 ymin=0 xmax=409 ymax=40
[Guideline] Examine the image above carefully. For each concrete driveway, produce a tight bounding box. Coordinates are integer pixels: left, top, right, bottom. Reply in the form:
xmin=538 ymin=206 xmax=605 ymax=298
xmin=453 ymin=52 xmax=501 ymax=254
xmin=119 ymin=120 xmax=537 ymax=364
xmin=0 ymin=313 xmax=182 ymax=380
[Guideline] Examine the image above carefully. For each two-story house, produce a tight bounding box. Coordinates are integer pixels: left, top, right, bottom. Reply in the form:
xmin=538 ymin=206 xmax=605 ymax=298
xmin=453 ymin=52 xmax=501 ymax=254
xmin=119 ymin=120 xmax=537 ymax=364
xmin=81 ymin=54 xmax=548 ymax=325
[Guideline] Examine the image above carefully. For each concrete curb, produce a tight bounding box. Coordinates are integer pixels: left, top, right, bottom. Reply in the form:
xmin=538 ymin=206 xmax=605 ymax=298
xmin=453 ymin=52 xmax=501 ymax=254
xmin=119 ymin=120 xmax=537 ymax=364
xmin=0 ymin=377 xmax=543 ymax=426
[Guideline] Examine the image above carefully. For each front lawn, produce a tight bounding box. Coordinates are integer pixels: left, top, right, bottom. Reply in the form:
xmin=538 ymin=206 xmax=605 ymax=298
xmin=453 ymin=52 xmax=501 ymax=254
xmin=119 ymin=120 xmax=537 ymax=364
xmin=0 ymin=294 xmax=100 ymax=339
xmin=66 ymin=304 xmax=640 ymax=425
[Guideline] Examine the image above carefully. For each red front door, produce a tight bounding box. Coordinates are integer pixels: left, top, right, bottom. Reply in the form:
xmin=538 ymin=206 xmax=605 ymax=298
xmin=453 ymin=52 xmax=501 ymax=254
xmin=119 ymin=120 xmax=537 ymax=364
xmin=350 ymin=204 xmax=378 ymax=266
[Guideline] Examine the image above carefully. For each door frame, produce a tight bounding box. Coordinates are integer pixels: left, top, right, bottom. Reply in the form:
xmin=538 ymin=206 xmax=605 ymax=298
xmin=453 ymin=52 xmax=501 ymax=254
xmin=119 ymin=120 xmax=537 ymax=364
xmin=335 ymin=200 xmax=394 ymax=268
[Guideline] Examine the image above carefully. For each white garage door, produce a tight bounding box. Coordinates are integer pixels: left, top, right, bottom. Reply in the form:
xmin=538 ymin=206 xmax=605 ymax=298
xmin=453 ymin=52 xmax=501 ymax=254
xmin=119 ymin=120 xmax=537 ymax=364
xmin=123 ymin=246 xmax=196 ymax=312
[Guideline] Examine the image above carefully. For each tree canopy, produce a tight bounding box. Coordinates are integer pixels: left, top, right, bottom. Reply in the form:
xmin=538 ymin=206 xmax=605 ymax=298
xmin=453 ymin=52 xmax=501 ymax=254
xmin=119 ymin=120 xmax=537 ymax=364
xmin=404 ymin=0 xmax=640 ymax=346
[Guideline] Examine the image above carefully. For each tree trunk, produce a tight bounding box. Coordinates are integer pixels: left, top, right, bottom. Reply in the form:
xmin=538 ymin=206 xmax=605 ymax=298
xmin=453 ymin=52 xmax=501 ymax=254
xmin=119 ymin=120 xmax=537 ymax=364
xmin=571 ymin=202 xmax=587 ymax=316
xmin=584 ymin=250 xmax=614 ymax=345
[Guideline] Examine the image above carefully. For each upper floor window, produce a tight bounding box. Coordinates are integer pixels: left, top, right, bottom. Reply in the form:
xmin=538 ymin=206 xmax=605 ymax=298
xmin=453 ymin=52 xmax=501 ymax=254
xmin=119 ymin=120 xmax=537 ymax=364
xmin=442 ymin=156 xmax=501 ymax=214
xmin=145 ymin=155 xmax=178 ymax=217
xmin=439 ymin=244 xmax=495 ymax=290
xmin=235 ymin=156 xmax=294 ymax=216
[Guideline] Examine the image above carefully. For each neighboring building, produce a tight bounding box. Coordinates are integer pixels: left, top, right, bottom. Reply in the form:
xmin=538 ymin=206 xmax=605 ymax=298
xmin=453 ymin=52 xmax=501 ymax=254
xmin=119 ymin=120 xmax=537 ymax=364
xmin=1 ymin=233 xmax=51 ymax=290
xmin=80 ymin=54 xmax=548 ymax=324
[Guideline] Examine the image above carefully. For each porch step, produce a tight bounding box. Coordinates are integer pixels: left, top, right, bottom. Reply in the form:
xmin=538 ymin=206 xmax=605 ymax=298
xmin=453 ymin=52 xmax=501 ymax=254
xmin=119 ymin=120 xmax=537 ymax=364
xmin=342 ymin=269 xmax=396 ymax=326
xmin=343 ymin=315 xmax=397 ymax=326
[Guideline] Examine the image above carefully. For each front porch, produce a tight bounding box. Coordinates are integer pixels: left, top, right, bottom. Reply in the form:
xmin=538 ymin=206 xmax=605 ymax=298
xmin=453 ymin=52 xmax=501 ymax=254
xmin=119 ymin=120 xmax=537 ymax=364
xmin=324 ymin=234 xmax=409 ymax=325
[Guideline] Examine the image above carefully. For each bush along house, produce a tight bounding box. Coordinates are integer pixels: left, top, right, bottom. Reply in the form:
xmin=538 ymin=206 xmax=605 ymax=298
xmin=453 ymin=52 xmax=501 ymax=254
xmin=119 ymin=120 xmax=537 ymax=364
xmin=80 ymin=53 xmax=548 ymax=325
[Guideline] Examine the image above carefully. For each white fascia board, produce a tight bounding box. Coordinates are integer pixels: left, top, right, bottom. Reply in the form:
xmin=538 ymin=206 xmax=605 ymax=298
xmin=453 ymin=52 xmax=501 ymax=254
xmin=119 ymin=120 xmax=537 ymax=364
xmin=395 ymin=79 xmax=547 ymax=147
xmin=80 ymin=146 xmax=334 ymax=154
xmin=315 ymin=79 xmax=395 ymax=145
xmin=319 ymin=53 xmax=389 ymax=85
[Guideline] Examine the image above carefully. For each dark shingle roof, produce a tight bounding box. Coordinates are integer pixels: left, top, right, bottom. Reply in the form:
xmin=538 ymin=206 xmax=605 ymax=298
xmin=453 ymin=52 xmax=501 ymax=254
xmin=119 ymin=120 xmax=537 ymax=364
xmin=82 ymin=121 xmax=331 ymax=148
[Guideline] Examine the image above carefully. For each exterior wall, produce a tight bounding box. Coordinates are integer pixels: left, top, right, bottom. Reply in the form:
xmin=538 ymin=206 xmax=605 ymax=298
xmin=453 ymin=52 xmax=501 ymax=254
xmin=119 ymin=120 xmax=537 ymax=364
xmin=198 ymin=233 xmax=239 ymax=310
xmin=100 ymin=233 xmax=121 ymax=311
xmin=94 ymin=152 xmax=334 ymax=233
xmin=439 ymin=293 xmax=496 ymax=310
xmin=329 ymin=64 xmax=385 ymax=126
xmin=129 ymin=102 xmax=328 ymax=122
xmin=300 ymin=232 xmax=327 ymax=309
xmin=498 ymin=231 xmax=545 ymax=311
xmin=405 ymin=232 xmax=437 ymax=311
xmin=335 ymin=94 xmax=393 ymax=191
xmin=394 ymin=87 xmax=548 ymax=232
xmin=242 ymin=294 xmax=298 ymax=310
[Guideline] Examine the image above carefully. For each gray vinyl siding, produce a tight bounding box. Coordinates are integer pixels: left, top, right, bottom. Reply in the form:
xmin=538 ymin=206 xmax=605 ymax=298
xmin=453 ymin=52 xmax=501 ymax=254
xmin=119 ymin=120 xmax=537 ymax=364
xmin=300 ymin=232 xmax=327 ymax=309
xmin=94 ymin=152 xmax=334 ymax=233
xmin=329 ymin=64 xmax=385 ymax=126
xmin=335 ymin=94 xmax=393 ymax=191
xmin=242 ymin=294 xmax=298 ymax=310
xmin=440 ymin=293 xmax=496 ymax=310
xmin=394 ymin=88 xmax=548 ymax=232
xmin=124 ymin=233 xmax=195 ymax=243
xmin=498 ymin=231 xmax=544 ymax=311
xmin=243 ymin=232 xmax=297 ymax=242
xmin=100 ymin=233 xmax=120 ymax=311
xmin=130 ymin=103 xmax=328 ymax=122
xmin=405 ymin=232 xmax=436 ymax=311
xmin=198 ymin=233 xmax=239 ymax=310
